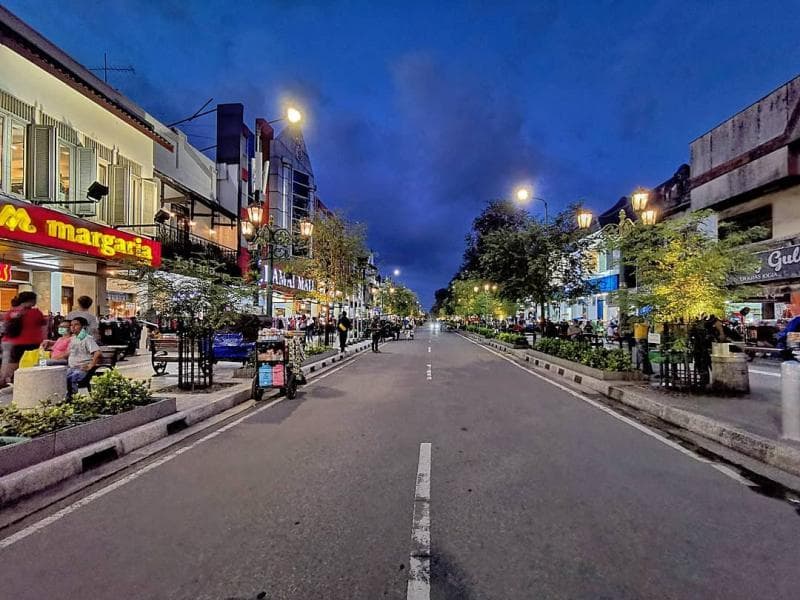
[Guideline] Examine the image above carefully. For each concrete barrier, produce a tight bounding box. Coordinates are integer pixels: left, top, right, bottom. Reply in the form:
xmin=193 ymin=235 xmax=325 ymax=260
xmin=13 ymin=365 xmax=67 ymax=407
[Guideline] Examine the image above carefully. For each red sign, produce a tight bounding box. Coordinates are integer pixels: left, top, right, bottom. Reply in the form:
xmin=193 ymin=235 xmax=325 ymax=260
xmin=0 ymin=263 xmax=10 ymax=282
xmin=0 ymin=195 xmax=161 ymax=267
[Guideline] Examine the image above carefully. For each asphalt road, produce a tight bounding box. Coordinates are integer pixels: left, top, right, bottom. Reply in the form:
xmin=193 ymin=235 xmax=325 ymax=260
xmin=2 ymin=326 xmax=800 ymax=599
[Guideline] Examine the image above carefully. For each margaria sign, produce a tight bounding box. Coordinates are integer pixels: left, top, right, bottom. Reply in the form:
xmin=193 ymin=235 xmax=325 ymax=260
xmin=735 ymin=244 xmax=800 ymax=283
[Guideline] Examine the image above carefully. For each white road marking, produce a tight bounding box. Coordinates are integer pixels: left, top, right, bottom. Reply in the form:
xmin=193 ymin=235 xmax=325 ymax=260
xmin=749 ymin=369 xmax=780 ymax=378
xmin=426 ymin=363 xmax=432 ymax=381
xmin=458 ymin=334 xmax=753 ymax=486
xmin=428 ymin=346 xmax=431 ymax=353
xmin=406 ymin=442 xmax=431 ymax=600
xmin=0 ymin=351 xmax=370 ymax=551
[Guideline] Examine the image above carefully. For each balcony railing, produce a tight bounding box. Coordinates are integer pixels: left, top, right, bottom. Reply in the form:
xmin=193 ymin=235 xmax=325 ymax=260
xmin=127 ymin=224 xmax=240 ymax=276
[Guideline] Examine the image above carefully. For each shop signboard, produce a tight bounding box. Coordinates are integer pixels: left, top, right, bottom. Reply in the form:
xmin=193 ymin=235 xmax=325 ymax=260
xmin=265 ymin=266 xmax=316 ymax=292
xmin=0 ymin=194 xmax=161 ymax=267
xmin=590 ymin=273 xmax=619 ymax=292
xmin=735 ymin=244 xmax=800 ymax=284
xmin=0 ymin=262 xmax=10 ymax=282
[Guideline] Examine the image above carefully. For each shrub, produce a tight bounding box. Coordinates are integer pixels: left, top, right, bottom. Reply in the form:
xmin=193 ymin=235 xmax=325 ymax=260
xmin=497 ymin=332 xmax=528 ymax=346
xmin=71 ymin=370 xmax=153 ymax=415
xmin=533 ymin=338 xmax=633 ymax=372
xmin=0 ymin=398 xmax=82 ymax=438
xmin=305 ymin=344 xmax=330 ymax=356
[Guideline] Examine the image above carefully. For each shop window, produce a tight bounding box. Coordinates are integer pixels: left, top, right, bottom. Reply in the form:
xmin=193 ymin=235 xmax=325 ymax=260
xmin=720 ymin=205 xmax=772 ymax=242
xmin=58 ymin=142 xmax=73 ymax=203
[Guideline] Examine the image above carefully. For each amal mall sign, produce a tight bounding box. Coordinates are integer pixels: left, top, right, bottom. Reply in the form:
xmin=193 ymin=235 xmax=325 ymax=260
xmin=0 ymin=196 xmax=161 ymax=267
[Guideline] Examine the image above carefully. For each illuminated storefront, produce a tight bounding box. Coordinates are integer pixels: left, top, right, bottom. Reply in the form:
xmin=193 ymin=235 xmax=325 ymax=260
xmin=0 ymin=192 xmax=161 ymax=313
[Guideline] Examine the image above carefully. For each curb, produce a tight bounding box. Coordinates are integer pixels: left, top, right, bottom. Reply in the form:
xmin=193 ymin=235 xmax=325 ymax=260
xmin=465 ymin=332 xmax=800 ymax=478
xmin=0 ymin=338 xmax=374 ymax=509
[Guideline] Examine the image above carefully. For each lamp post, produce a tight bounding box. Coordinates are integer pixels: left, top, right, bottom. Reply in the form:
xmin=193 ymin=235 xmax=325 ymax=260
xmin=244 ymin=200 xmax=313 ymax=317
xmin=515 ymin=187 xmax=549 ymax=223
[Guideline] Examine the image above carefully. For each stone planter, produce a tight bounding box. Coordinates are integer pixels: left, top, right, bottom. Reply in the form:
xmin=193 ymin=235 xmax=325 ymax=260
xmin=0 ymin=397 xmax=176 ymax=476
xmin=524 ymin=349 xmax=643 ymax=381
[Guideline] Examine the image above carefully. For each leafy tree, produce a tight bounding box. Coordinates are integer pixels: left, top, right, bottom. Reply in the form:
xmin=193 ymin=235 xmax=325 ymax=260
xmin=379 ymin=284 xmax=420 ymax=317
xmin=461 ymin=199 xmax=528 ymax=277
xmin=431 ymin=287 xmax=452 ymax=315
xmin=124 ymin=256 xmax=256 ymax=334
xmin=479 ymin=207 xmax=594 ymax=322
xmin=289 ymin=211 xmax=369 ymax=308
xmin=447 ymin=279 xmax=515 ymax=319
xmin=607 ymin=210 xmax=763 ymax=323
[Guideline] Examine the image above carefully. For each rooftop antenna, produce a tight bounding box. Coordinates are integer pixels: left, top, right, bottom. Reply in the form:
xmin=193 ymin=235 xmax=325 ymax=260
xmin=89 ymin=52 xmax=135 ymax=84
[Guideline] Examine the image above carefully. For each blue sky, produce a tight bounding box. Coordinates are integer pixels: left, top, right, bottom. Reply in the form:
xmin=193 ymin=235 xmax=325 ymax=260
xmin=6 ymin=0 xmax=800 ymax=306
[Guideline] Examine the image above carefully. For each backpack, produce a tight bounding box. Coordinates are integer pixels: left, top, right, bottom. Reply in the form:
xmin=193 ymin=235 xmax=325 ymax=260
xmin=5 ymin=309 xmax=25 ymax=338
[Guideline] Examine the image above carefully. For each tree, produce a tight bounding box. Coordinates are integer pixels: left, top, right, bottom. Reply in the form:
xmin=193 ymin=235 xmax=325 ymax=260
xmin=608 ymin=210 xmax=763 ymax=323
xmin=125 ymin=256 xmax=256 ymax=334
xmin=380 ymin=284 xmax=420 ymax=317
xmin=289 ymin=211 xmax=369 ymax=308
xmin=479 ymin=208 xmax=594 ymax=322
xmin=461 ymin=199 xmax=528 ymax=277
xmin=447 ymin=279 xmax=515 ymax=319
xmin=431 ymin=287 xmax=452 ymax=315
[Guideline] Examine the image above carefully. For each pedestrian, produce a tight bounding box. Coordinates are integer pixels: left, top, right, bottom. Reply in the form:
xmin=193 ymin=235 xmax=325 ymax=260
xmin=337 ymin=310 xmax=352 ymax=353
xmin=66 ymin=295 xmax=99 ymax=339
xmin=40 ymin=321 xmax=73 ymax=365
xmin=1 ymin=291 xmax=46 ymax=386
xmin=370 ymin=316 xmax=381 ymax=352
xmin=65 ymin=317 xmax=102 ymax=399
xmin=0 ymin=295 xmax=20 ymax=381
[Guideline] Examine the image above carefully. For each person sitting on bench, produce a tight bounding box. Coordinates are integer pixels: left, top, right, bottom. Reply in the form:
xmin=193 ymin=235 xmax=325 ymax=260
xmin=66 ymin=317 xmax=102 ymax=398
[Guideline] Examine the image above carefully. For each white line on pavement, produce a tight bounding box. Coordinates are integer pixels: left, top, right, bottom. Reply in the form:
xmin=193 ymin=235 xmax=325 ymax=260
xmin=406 ymin=442 xmax=431 ymax=600
xmin=749 ymin=369 xmax=780 ymax=378
xmin=428 ymin=346 xmax=431 ymax=353
xmin=0 ymin=352 xmax=370 ymax=551
xmin=459 ymin=334 xmax=753 ymax=486
xmin=426 ymin=363 xmax=432 ymax=381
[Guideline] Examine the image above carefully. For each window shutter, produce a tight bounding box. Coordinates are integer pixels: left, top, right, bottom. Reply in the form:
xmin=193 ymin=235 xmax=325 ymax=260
xmin=110 ymin=165 xmax=130 ymax=225
xmin=75 ymin=147 xmax=98 ymax=216
xmin=27 ymin=125 xmax=53 ymax=201
xmin=141 ymin=179 xmax=158 ymax=225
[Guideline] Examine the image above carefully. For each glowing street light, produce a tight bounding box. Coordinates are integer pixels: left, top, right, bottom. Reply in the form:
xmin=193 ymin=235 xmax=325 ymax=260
xmin=483 ymin=283 xmax=490 ymax=292
xmin=630 ymin=187 xmax=650 ymax=213
xmin=393 ymin=268 xmax=401 ymax=276
xmin=473 ymin=285 xmax=480 ymax=293
xmin=515 ymin=187 xmax=530 ymax=202
xmin=576 ymin=208 xmax=593 ymax=230
xmin=513 ymin=185 xmax=548 ymax=223
xmin=286 ymin=106 xmax=302 ymax=124
xmin=640 ymin=208 xmax=658 ymax=226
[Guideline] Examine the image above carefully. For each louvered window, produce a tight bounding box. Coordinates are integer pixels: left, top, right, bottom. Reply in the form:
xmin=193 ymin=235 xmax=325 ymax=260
xmin=57 ymin=142 xmax=73 ymax=204
xmin=9 ymin=122 xmax=25 ymax=196
xmin=110 ymin=165 xmax=130 ymax=225
xmin=96 ymin=160 xmax=110 ymax=223
xmin=28 ymin=125 xmax=53 ymax=201
xmin=75 ymin=147 xmax=98 ymax=216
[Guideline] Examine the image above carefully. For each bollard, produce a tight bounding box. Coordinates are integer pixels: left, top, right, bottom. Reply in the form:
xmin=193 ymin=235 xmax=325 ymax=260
xmin=781 ymin=360 xmax=800 ymax=441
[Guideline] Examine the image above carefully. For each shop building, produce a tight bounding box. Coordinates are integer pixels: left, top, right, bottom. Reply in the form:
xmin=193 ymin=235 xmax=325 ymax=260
xmin=0 ymin=6 xmax=167 ymax=316
xmin=690 ymin=74 xmax=800 ymax=319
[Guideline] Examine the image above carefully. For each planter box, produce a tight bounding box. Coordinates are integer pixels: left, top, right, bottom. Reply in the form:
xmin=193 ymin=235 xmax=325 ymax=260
xmin=524 ymin=349 xmax=643 ymax=381
xmin=0 ymin=397 xmax=176 ymax=476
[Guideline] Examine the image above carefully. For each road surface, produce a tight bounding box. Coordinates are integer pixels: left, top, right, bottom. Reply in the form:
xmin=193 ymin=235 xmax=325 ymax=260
xmin=1 ymin=325 xmax=799 ymax=599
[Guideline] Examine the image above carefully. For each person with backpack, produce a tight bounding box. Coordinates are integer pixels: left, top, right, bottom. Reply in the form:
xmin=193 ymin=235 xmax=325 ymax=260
xmin=337 ymin=311 xmax=352 ymax=353
xmin=1 ymin=291 xmax=46 ymax=385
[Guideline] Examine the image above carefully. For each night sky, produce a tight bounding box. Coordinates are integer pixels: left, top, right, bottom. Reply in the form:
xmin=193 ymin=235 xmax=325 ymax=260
xmin=6 ymin=0 xmax=800 ymax=307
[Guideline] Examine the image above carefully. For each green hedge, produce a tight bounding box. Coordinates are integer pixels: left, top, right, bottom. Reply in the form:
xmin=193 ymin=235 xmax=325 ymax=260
xmin=497 ymin=332 xmax=528 ymax=346
xmin=0 ymin=370 xmax=154 ymax=438
xmin=533 ymin=338 xmax=632 ymax=372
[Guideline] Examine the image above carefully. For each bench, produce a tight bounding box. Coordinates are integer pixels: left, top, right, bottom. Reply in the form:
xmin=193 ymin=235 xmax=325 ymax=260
xmin=150 ymin=335 xmax=211 ymax=375
xmin=76 ymin=347 xmax=119 ymax=392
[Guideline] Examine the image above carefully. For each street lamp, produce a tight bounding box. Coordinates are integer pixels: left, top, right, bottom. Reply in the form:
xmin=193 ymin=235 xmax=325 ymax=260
xmin=473 ymin=285 xmax=480 ymax=293
xmin=245 ymin=199 xmax=312 ymax=317
xmin=393 ymin=268 xmax=401 ymax=277
xmin=483 ymin=283 xmax=490 ymax=292
xmin=576 ymin=208 xmax=593 ymax=230
xmin=514 ymin=186 xmax=549 ymax=223
xmin=630 ymin=188 xmax=650 ymax=213
xmin=299 ymin=218 xmax=314 ymax=237
xmin=640 ymin=208 xmax=658 ymax=226
xmin=286 ymin=107 xmax=302 ymax=124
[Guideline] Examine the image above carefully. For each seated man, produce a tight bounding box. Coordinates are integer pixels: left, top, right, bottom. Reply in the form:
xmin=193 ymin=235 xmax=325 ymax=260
xmin=66 ymin=317 xmax=102 ymax=397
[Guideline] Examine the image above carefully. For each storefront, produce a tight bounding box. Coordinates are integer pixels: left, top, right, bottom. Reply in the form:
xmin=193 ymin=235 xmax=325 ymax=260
xmin=735 ymin=242 xmax=800 ymax=320
xmin=265 ymin=266 xmax=318 ymax=318
xmin=0 ymin=193 xmax=161 ymax=316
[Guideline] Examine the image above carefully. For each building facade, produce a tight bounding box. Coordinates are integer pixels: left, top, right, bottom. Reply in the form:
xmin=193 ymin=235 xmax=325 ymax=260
xmin=0 ymin=6 xmax=165 ymax=317
xmin=690 ymin=74 xmax=800 ymax=320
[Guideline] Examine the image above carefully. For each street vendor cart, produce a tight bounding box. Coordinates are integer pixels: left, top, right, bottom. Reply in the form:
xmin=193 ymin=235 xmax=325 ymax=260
xmin=251 ymin=330 xmax=306 ymax=401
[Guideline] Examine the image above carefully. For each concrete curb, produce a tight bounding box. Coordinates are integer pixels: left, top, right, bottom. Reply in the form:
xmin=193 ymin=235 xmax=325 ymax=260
xmin=462 ymin=332 xmax=800 ymax=478
xmin=0 ymin=338 xmax=374 ymax=508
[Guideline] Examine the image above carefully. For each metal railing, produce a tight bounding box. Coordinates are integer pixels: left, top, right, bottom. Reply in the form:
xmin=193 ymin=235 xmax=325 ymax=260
xmin=127 ymin=223 xmax=239 ymax=275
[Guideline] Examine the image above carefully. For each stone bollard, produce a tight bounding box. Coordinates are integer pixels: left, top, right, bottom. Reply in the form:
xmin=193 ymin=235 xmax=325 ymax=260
xmin=12 ymin=365 xmax=68 ymax=408
xmin=782 ymin=360 xmax=800 ymax=442
xmin=710 ymin=343 xmax=750 ymax=394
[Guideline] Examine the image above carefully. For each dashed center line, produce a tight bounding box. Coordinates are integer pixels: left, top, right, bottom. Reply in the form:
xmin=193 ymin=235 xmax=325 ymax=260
xmin=426 ymin=363 xmax=432 ymax=380
xmin=406 ymin=442 xmax=431 ymax=600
